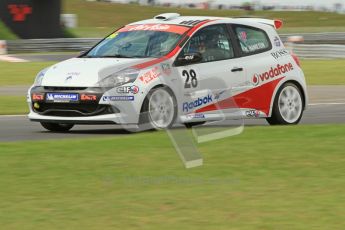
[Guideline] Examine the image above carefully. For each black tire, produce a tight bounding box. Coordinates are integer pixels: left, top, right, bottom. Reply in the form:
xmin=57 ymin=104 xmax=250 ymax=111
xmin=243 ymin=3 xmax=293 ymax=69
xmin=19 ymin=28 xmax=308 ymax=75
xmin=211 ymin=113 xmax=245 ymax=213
xmin=40 ymin=122 xmax=74 ymax=132
xmin=266 ymin=82 xmax=304 ymax=125
xmin=139 ymin=87 xmax=177 ymax=130
xmin=184 ymin=121 xmax=206 ymax=128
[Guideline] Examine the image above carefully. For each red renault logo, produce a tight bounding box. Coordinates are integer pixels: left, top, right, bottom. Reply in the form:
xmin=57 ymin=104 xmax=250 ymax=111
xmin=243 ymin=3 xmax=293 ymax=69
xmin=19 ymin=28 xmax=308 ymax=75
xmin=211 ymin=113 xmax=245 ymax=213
xmin=8 ymin=4 xmax=32 ymax=22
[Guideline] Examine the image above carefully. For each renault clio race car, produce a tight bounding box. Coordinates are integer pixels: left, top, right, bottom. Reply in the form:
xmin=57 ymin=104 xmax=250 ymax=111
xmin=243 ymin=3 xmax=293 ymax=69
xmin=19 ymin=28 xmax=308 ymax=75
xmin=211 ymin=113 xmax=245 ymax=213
xmin=28 ymin=13 xmax=307 ymax=132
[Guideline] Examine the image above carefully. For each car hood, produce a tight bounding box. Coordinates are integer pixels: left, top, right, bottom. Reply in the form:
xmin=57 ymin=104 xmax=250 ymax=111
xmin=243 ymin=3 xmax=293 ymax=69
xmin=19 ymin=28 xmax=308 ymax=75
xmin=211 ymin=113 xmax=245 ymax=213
xmin=41 ymin=57 xmax=153 ymax=87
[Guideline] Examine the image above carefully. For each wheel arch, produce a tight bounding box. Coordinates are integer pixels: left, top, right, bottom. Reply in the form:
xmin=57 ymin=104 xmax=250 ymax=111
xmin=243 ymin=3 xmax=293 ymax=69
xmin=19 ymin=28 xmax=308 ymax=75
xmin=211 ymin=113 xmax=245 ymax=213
xmin=268 ymin=79 xmax=306 ymax=117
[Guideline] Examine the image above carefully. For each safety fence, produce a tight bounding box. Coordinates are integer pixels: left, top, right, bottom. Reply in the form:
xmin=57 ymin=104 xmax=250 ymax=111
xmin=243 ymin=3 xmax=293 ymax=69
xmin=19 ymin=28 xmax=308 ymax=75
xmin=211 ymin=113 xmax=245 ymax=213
xmin=288 ymin=43 xmax=345 ymax=59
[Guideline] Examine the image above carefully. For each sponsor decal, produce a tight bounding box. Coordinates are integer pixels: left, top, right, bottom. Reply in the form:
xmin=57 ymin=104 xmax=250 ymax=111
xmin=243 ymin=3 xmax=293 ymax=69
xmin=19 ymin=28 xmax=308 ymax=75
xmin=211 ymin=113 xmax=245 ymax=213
xmin=8 ymin=4 xmax=32 ymax=22
xmin=238 ymin=31 xmax=247 ymax=42
xmin=183 ymin=95 xmax=213 ymax=112
xmin=187 ymin=113 xmax=205 ymax=119
xmin=107 ymin=33 xmax=119 ymax=39
xmin=32 ymin=93 xmax=44 ymax=101
xmin=46 ymin=93 xmax=79 ymax=102
xmin=119 ymin=24 xmax=189 ymax=35
xmin=246 ymin=42 xmax=266 ymax=52
xmin=161 ymin=63 xmax=172 ymax=75
xmin=103 ymin=96 xmax=134 ymax=101
xmin=81 ymin=94 xmax=97 ymax=101
xmin=116 ymin=85 xmax=139 ymax=94
xmin=252 ymin=74 xmax=260 ymax=86
xmin=65 ymin=72 xmax=80 ymax=83
xmin=271 ymin=49 xmax=289 ymax=60
xmin=128 ymin=24 xmax=170 ymax=31
xmin=246 ymin=110 xmax=260 ymax=118
xmin=252 ymin=62 xmax=293 ymax=86
xmin=67 ymin=72 xmax=80 ymax=76
xmin=65 ymin=76 xmax=73 ymax=83
xmin=139 ymin=67 xmax=161 ymax=84
xmin=274 ymin=36 xmax=281 ymax=47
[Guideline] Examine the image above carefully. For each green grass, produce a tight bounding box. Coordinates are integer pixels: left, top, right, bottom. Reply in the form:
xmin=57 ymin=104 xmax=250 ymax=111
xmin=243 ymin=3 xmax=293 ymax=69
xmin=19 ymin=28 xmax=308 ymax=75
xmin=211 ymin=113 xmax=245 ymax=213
xmin=0 ymin=62 xmax=56 ymax=86
xmin=0 ymin=20 xmax=17 ymax=40
xmin=0 ymin=96 xmax=28 ymax=115
xmin=63 ymin=0 xmax=345 ymax=37
xmin=0 ymin=124 xmax=345 ymax=229
xmin=301 ymin=59 xmax=345 ymax=85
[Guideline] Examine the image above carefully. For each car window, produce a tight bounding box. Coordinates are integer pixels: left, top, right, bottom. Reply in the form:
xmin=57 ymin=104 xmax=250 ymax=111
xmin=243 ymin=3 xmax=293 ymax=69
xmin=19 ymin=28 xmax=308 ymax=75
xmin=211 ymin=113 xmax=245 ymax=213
xmin=85 ymin=24 xmax=189 ymax=58
xmin=180 ymin=24 xmax=235 ymax=63
xmin=234 ymin=25 xmax=271 ymax=54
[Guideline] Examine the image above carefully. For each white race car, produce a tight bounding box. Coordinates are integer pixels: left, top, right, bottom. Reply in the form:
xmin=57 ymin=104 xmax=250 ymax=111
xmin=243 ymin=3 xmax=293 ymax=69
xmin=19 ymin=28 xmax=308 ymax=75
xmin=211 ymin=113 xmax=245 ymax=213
xmin=28 ymin=13 xmax=307 ymax=132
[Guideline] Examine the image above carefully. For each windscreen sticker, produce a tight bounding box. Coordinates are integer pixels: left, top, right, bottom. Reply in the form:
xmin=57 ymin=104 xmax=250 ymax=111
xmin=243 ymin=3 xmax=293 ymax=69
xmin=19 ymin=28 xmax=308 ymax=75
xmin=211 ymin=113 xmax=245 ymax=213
xmin=118 ymin=24 xmax=190 ymax=35
xmin=107 ymin=32 xmax=119 ymax=39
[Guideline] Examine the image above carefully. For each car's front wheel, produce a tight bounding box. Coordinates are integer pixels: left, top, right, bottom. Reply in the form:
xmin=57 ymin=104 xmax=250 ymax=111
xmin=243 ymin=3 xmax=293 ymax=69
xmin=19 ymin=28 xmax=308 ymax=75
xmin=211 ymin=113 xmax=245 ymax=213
xmin=266 ymin=82 xmax=304 ymax=125
xmin=140 ymin=87 xmax=177 ymax=130
xmin=40 ymin=122 xmax=74 ymax=132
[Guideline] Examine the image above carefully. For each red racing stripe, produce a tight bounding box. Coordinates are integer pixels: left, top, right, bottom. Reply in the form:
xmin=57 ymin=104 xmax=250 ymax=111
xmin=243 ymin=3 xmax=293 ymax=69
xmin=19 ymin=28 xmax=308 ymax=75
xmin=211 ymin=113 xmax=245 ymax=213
xmin=196 ymin=77 xmax=284 ymax=115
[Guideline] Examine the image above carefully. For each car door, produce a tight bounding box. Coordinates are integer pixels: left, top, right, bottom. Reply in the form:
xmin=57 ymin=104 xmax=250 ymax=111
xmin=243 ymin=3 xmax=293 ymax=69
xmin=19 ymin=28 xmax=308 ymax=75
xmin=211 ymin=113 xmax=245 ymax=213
xmin=229 ymin=24 xmax=275 ymax=116
xmin=174 ymin=24 xmax=248 ymax=116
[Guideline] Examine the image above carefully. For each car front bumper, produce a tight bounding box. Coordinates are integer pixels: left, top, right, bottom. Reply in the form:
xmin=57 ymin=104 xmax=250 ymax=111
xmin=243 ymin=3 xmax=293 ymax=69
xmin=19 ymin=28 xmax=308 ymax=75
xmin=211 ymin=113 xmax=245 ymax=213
xmin=28 ymin=86 xmax=142 ymax=125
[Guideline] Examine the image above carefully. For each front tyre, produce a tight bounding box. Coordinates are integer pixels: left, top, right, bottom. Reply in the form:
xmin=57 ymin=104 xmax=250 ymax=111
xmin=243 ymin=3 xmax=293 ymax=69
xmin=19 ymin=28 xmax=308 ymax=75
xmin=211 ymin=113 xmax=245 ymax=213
xmin=266 ymin=83 xmax=304 ymax=125
xmin=140 ymin=87 xmax=177 ymax=130
xmin=40 ymin=122 xmax=74 ymax=132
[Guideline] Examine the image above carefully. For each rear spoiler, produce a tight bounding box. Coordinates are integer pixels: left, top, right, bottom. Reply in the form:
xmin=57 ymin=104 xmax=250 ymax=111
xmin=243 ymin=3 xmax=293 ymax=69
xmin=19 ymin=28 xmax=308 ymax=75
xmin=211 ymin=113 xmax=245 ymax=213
xmin=234 ymin=18 xmax=283 ymax=30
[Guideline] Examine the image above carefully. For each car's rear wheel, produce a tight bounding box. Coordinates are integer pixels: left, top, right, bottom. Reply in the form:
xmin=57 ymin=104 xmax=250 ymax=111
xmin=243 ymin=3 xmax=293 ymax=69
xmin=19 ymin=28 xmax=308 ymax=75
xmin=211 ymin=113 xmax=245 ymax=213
xmin=40 ymin=122 xmax=74 ymax=132
xmin=266 ymin=82 xmax=304 ymax=125
xmin=140 ymin=87 xmax=177 ymax=130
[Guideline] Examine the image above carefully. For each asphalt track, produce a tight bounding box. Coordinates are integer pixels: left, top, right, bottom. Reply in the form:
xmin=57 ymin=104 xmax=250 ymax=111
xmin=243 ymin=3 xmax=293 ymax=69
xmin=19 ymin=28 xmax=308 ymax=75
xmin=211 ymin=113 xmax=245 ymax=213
xmin=0 ymin=85 xmax=344 ymax=142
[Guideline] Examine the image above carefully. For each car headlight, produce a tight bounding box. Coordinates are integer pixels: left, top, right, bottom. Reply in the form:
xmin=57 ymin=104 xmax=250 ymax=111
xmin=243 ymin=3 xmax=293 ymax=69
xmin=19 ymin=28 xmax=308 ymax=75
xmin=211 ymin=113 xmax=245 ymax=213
xmin=98 ymin=68 xmax=140 ymax=88
xmin=33 ymin=68 xmax=49 ymax=86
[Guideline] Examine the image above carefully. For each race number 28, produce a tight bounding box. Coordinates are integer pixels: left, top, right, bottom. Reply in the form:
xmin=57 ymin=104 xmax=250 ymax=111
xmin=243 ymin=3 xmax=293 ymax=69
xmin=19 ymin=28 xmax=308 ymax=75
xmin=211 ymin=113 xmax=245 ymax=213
xmin=183 ymin=69 xmax=198 ymax=88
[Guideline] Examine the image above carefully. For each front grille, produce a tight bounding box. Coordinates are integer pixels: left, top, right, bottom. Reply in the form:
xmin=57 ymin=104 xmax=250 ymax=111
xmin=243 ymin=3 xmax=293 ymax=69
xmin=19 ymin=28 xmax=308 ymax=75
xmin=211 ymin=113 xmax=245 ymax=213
xmin=33 ymin=102 xmax=118 ymax=117
xmin=44 ymin=86 xmax=87 ymax=91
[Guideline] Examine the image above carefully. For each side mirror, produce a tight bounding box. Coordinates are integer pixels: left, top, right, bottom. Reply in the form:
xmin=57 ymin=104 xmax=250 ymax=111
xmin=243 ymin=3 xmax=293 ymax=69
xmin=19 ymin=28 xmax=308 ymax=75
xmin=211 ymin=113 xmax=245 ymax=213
xmin=175 ymin=52 xmax=203 ymax=66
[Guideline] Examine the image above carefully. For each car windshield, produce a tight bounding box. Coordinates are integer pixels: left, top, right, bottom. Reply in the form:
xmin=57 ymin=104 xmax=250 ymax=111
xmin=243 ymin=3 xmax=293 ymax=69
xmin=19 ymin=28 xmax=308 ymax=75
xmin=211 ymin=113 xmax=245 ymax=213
xmin=84 ymin=24 xmax=189 ymax=58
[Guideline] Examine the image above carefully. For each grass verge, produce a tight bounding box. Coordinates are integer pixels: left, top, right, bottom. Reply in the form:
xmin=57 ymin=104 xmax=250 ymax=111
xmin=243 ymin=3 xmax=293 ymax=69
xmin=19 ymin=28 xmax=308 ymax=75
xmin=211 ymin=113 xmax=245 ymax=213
xmin=0 ymin=124 xmax=344 ymax=229
xmin=0 ymin=20 xmax=17 ymax=40
xmin=0 ymin=62 xmax=56 ymax=86
xmin=63 ymin=0 xmax=345 ymax=37
xmin=0 ymin=96 xmax=28 ymax=115
xmin=301 ymin=59 xmax=345 ymax=85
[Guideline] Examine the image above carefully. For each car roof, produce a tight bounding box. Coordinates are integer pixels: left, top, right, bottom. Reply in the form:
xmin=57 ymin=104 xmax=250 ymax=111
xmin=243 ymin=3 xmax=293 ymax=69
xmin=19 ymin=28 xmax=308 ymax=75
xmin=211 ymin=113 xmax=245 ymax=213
xmin=130 ymin=16 xmax=220 ymax=26
xmin=128 ymin=14 xmax=280 ymax=31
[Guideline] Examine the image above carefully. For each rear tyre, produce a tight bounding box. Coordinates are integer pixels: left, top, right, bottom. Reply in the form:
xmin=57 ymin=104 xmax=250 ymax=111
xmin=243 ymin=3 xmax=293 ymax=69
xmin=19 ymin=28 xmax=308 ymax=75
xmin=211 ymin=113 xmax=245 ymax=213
xmin=40 ymin=122 xmax=74 ymax=132
xmin=139 ymin=87 xmax=177 ymax=130
xmin=266 ymin=82 xmax=304 ymax=125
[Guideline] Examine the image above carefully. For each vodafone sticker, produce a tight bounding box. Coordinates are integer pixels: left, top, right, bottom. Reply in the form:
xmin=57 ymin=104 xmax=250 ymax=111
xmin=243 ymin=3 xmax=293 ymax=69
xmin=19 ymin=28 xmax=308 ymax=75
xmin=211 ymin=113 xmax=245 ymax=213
xmin=119 ymin=24 xmax=189 ymax=34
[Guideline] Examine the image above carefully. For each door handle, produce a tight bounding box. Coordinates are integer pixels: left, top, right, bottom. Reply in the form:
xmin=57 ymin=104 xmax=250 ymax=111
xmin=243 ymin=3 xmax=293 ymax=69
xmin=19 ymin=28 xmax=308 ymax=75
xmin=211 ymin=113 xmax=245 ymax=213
xmin=231 ymin=67 xmax=243 ymax=72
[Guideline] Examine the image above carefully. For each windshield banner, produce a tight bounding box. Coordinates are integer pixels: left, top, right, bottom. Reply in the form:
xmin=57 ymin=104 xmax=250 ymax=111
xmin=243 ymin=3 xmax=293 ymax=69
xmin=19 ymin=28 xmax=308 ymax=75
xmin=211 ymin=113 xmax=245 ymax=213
xmin=118 ymin=24 xmax=190 ymax=35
